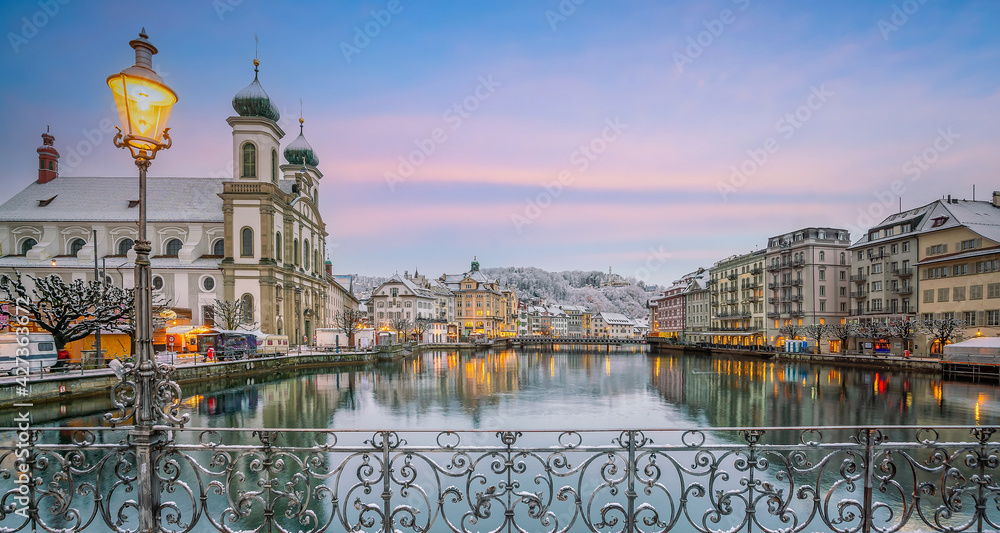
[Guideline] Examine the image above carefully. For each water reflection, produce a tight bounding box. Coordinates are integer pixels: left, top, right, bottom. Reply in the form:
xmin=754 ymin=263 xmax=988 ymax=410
xmin=21 ymin=348 xmax=1000 ymax=430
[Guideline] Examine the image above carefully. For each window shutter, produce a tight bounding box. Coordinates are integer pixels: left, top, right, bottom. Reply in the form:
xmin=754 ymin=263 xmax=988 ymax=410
xmin=978 ymin=311 xmax=985 ymax=326
xmin=926 ymin=246 xmax=931 ymax=256
xmin=976 ymin=238 xmax=983 ymax=248
xmin=943 ymin=244 xmax=948 ymax=253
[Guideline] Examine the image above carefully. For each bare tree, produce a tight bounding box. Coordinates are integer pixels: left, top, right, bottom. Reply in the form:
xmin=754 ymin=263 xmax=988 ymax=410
xmin=778 ymin=323 xmax=803 ymax=341
xmin=826 ymin=322 xmax=857 ymax=354
xmin=412 ymin=317 xmax=433 ymax=342
xmin=918 ymin=316 xmax=966 ymax=355
xmin=854 ymin=320 xmax=889 ymax=355
xmin=0 ymin=271 xmax=133 ymax=351
xmin=331 ymin=309 xmax=367 ymax=346
xmin=211 ymin=298 xmax=258 ymax=331
xmin=802 ymin=323 xmax=828 ymax=354
xmin=887 ymin=319 xmax=918 ymax=355
xmin=389 ymin=317 xmax=411 ymax=343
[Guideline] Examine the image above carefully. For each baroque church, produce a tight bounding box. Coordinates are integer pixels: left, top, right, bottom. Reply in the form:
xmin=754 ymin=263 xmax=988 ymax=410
xmin=0 ymin=59 xmax=334 ymax=344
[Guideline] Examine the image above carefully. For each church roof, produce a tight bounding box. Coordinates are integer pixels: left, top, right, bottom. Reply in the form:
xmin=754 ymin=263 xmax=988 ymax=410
xmin=0 ymin=177 xmax=226 ymax=223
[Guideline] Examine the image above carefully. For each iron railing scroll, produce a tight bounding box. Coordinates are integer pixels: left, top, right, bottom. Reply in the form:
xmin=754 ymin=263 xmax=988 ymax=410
xmin=2 ymin=425 xmax=1000 ymax=532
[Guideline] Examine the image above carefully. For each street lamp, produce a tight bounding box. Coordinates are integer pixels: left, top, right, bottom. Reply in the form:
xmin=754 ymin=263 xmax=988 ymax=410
xmin=103 ymin=29 xmax=185 ymax=533
xmin=105 ymin=29 xmax=184 ymax=429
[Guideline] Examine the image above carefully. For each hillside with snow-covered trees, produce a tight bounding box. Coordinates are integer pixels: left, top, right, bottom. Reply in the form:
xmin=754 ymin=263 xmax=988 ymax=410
xmin=349 ymin=267 xmax=657 ymax=318
xmin=483 ymin=267 xmax=656 ymax=318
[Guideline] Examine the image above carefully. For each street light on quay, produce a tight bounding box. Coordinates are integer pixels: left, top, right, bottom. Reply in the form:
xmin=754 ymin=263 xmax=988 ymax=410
xmin=104 ymin=30 xmax=187 ymax=532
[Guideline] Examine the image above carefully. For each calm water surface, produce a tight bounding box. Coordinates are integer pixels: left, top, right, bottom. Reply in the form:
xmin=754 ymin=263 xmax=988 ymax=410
xmin=37 ymin=346 xmax=1000 ymax=429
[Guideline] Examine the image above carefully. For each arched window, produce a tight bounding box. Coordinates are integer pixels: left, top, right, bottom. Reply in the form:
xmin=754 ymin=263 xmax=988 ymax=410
xmin=275 ymin=232 xmax=282 ymax=261
xmin=241 ymin=227 xmax=253 ymax=257
xmin=69 ymin=238 xmax=86 ymax=256
xmin=212 ymin=239 xmax=224 ymax=256
xmin=303 ymin=239 xmax=310 ymax=270
xmin=241 ymin=293 xmax=254 ymax=323
xmin=118 ymin=238 xmax=135 ymax=255
xmin=293 ymin=239 xmax=299 ymax=266
xmin=271 ymin=149 xmax=278 ymax=183
xmin=241 ymin=142 xmax=256 ymax=178
xmin=20 ymin=238 xmax=37 ymax=255
xmin=164 ymin=238 xmax=183 ymax=256
xmin=819 ymin=251 xmax=825 ymax=262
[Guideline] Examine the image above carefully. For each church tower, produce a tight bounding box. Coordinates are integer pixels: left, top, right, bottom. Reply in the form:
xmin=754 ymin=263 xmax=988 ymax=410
xmin=221 ymin=58 xmax=286 ymax=333
xmin=37 ymin=128 xmax=59 ymax=184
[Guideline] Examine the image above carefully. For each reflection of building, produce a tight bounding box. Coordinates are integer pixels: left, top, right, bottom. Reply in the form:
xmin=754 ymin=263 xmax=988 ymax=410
xmin=765 ymin=227 xmax=851 ymax=351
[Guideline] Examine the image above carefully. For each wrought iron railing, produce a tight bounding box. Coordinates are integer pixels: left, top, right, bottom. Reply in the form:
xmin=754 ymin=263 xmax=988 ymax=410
xmin=2 ymin=425 xmax=998 ymax=532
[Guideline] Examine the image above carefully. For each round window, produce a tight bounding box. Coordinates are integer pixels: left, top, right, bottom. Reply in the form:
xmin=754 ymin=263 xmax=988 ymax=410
xmin=202 ymin=276 xmax=215 ymax=291
xmin=152 ymin=276 xmax=164 ymax=291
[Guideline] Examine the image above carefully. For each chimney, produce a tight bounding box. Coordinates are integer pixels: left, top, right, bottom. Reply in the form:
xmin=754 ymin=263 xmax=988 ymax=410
xmin=993 ymin=191 xmax=1000 ymax=208
xmin=37 ymin=129 xmax=59 ymax=184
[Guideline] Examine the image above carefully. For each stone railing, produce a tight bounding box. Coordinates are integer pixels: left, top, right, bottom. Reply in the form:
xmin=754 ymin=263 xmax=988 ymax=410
xmin=1 ymin=425 xmax=998 ymax=532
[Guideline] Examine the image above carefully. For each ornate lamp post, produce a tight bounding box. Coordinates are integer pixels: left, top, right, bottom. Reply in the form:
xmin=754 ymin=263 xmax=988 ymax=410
xmin=105 ymin=29 xmax=186 ymax=533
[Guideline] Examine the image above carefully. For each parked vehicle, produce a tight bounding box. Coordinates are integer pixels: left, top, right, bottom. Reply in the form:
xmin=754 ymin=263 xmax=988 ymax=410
xmin=0 ymin=333 xmax=59 ymax=374
xmin=196 ymin=330 xmax=259 ymax=361
xmin=259 ymin=334 xmax=289 ymax=355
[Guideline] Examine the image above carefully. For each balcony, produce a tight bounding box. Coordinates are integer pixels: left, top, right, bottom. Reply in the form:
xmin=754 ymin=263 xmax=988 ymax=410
xmin=768 ymin=297 xmax=778 ymax=305
xmin=750 ymin=267 xmax=763 ymax=275
xmin=851 ymin=290 xmax=868 ymax=299
xmin=744 ymin=282 xmax=759 ymax=291
xmin=894 ymin=267 xmax=913 ymax=277
xmin=892 ymin=286 xmax=913 ymax=295
xmin=726 ymin=273 xmax=738 ymax=281
xmin=767 ymin=312 xmax=781 ymax=319
xmin=790 ymin=279 xmax=803 ymax=287
xmin=791 ymin=310 xmax=805 ymax=317
xmin=768 ymin=282 xmax=780 ymax=290
xmin=868 ymin=252 xmax=886 ymax=261
xmin=792 ymin=258 xmax=805 ymax=268
xmin=727 ymin=285 xmax=738 ymax=293
xmin=766 ymin=263 xmax=781 ymax=273
xmin=790 ymin=295 xmax=803 ymax=302
xmin=850 ymin=274 xmax=867 ymax=283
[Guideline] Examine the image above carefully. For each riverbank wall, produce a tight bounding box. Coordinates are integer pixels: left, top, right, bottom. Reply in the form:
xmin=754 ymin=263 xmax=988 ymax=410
xmin=650 ymin=342 xmax=941 ymax=372
xmin=0 ymin=350 xmax=378 ymax=409
xmin=0 ymin=342 xmax=501 ymax=409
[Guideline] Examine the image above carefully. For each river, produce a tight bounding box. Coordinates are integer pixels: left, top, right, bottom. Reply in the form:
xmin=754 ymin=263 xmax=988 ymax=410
xmin=36 ymin=346 xmax=1000 ymax=429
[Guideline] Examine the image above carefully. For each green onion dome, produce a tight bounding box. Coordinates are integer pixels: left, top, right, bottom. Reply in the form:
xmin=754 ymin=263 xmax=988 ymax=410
xmin=283 ymin=118 xmax=319 ymax=167
xmin=232 ymin=59 xmax=280 ymax=122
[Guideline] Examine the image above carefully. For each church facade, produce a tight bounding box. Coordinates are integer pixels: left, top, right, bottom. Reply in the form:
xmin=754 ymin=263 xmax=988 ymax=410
xmin=0 ymin=60 xmax=334 ymax=344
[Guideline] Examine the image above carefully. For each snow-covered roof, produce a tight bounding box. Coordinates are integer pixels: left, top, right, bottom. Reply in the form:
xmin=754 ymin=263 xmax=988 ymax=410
xmin=851 ymin=198 xmax=1000 ymax=248
xmin=0 ymin=177 xmax=226 ymax=223
xmin=597 ymin=312 xmax=634 ymax=325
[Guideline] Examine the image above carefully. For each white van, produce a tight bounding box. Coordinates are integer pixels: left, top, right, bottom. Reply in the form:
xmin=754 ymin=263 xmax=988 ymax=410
xmin=0 ymin=333 xmax=58 ymax=374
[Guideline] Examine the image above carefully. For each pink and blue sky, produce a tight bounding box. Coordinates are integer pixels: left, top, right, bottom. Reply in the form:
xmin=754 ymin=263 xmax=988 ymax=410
xmin=1 ymin=0 xmax=998 ymax=287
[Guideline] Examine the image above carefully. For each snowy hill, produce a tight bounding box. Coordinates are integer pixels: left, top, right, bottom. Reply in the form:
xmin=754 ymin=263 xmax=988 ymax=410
xmin=350 ymin=267 xmax=656 ymax=318
xmin=483 ymin=267 xmax=656 ymax=318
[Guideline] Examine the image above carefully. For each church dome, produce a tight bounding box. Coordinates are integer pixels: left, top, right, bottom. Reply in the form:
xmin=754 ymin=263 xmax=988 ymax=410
xmin=232 ymin=59 xmax=280 ymax=122
xmin=284 ymin=118 xmax=319 ymax=167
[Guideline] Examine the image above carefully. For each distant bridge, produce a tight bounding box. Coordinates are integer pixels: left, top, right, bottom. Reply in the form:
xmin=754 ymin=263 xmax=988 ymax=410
xmin=510 ymin=336 xmax=646 ymax=345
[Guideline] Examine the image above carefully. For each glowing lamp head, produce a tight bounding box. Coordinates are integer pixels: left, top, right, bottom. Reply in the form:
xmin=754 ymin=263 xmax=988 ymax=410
xmin=107 ymin=29 xmax=176 ymax=153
